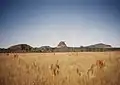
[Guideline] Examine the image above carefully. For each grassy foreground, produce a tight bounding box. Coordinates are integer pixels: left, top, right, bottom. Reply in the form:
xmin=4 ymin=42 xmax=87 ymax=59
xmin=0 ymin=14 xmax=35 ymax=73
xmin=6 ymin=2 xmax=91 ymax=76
xmin=0 ymin=52 xmax=120 ymax=85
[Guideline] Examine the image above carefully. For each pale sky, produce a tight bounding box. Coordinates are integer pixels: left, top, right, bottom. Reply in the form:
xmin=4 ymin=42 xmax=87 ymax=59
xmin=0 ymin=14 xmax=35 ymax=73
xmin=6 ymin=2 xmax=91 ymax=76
xmin=0 ymin=0 xmax=120 ymax=48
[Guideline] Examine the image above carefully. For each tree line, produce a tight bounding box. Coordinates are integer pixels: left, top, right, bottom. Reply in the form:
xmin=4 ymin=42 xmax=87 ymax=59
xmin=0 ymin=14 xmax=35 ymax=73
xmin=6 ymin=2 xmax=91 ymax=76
xmin=0 ymin=47 xmax=120 ymax=53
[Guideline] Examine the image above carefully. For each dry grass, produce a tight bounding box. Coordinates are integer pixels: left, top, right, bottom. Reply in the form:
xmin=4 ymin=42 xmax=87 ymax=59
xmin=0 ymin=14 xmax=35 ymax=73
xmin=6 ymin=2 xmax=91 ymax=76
xmin=0 ymin=52 xmax=120 ymax=85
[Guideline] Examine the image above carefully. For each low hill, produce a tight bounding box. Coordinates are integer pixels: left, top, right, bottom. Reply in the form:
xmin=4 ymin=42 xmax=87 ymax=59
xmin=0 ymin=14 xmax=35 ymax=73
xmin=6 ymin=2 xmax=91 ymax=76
xmin=8 ymin=44 xmax=33 ymax=52
xmin=86 ymin=43 xmax=112 ymax=48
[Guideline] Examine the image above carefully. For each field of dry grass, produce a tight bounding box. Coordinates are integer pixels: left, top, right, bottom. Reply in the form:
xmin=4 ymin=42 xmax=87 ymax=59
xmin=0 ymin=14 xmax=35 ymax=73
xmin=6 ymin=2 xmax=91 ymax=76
xmin=0 ymin=52 xmax=120 ymax=85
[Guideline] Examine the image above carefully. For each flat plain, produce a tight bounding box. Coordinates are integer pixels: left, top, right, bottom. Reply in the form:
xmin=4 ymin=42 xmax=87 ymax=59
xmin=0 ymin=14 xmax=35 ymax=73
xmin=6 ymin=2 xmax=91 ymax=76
xmin=0 ymin=52 xmax=120 ymax=85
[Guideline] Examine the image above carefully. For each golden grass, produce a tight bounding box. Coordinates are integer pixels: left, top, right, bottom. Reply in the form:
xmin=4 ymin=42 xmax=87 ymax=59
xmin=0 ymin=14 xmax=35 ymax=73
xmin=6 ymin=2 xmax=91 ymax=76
xmin=0 ymin=52 xmax=120 ymax=85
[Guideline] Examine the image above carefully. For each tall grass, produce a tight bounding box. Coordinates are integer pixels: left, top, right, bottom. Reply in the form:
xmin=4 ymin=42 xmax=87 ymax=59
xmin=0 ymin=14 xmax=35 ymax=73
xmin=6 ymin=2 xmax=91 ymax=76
xmin=0 ymin=52 xmax=120 ymax=85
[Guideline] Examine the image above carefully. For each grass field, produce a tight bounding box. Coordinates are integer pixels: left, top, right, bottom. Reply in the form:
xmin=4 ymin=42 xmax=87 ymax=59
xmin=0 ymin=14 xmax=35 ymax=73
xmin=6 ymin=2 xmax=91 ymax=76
xmin=0 ymin=52 xmax=120 ymax=85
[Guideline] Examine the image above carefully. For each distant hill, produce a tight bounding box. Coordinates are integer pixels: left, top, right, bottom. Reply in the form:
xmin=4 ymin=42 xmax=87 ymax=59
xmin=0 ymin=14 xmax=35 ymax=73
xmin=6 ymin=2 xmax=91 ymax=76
xmin=8 ymin=44 xmax=33 ymax=52
xmin=0 ymin=42 xmax=120 ymax=53
xmin=86 ymin=43 xmax=112 ymax=48
xmin=57 ymin=41 xmax=67 ymax=48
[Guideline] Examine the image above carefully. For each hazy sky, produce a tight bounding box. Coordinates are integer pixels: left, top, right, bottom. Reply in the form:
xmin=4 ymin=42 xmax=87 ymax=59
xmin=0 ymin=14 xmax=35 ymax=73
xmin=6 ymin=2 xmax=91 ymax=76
xmin=0 ymin=0 xmax=120 ymax=48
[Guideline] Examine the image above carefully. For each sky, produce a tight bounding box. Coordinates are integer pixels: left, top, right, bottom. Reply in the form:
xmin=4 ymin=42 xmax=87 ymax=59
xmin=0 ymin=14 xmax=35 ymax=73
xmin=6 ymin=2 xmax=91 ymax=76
xmin=0 ymin=0 xmax=120 ymax=48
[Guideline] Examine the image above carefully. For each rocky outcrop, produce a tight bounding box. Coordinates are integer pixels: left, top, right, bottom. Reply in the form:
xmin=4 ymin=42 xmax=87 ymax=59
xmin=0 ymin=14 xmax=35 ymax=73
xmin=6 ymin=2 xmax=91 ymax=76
xmin=57 ymin=41 xmax=67 ymax=48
